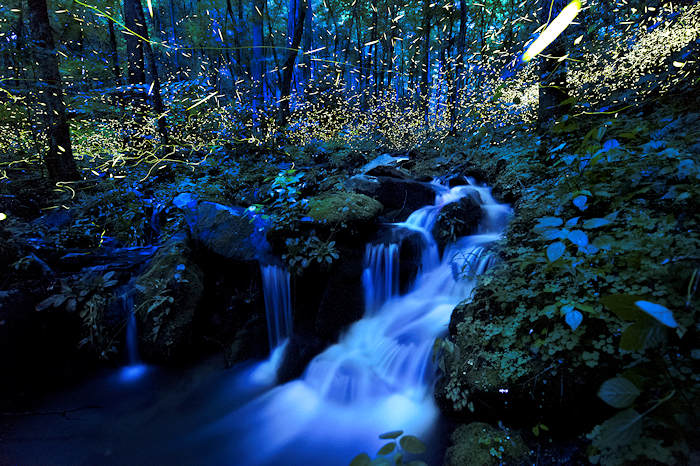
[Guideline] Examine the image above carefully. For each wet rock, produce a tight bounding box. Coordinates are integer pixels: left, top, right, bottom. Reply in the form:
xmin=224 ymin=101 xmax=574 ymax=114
xmin=134 ymin=234 xmax=205 ymax=362
xmin=444 ymin=422 xmax=530 ymax=466
xmin=306 ymin=191 xmax=383 ymax=227
xmin=432 ymin=192 xmax=483 ymax=251
xmin=364 ymin=165 xmax=412 ymax=179
xmin=315 ymin=246 xmax=365 ymax=341
xmin=176 ymin=196 xmax=270 ymax=261
xmin=359 ymin=153 xmax=409 ymax=174
xmin=345 ymin=174 xmax=436 ymax=221
xmin=277 ymin=333 xmax=326 ymax=383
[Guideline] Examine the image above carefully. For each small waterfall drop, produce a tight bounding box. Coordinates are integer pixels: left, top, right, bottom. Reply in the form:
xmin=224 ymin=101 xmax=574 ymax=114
xmin=362 ymin=243 xmax=399 ymax=314
xmin=119 ymin=286 xmax=148 ymax=382
xmin=260 ymin=264 xmax=293 ymax=352
xmin=207 ymin=180 xmax=512 ymax=466
xmin=126 ymin=311 xmax=139 ymax=365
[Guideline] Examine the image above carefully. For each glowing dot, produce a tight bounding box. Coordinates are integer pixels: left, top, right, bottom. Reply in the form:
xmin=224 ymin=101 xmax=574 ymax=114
xmin=0 ymin=213 xmax=6 ymax=221
xmin=523 ymin=0 xmax=582 ymax=63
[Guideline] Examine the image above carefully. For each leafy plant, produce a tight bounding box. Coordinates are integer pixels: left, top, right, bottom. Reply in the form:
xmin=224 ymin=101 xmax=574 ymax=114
xmin=350 ymin=431 xmax=428 ymax=466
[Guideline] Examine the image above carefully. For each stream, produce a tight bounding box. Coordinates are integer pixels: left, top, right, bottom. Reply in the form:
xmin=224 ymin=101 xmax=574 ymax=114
xmin=1 ymin=181 xmax=510 ymax=466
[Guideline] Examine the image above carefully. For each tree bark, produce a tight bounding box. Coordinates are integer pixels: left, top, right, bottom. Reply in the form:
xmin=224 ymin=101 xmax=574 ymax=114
xmin=279 ymin=0 xmax=306 ymax=125
xmin=537 ymin=0 xmax=570 ymax=132
xmin=131 ymin=0 xmax=169 ymax=148
xmin=252 ymin=0 xmax=266 ymax=113
xmin=124 ymin=0 xmax=147 ymax=85
xmin=108 ymin=18 xmax=122 ymax=85
xmin=420 ymin=0 xmax=433 ymax=124
xmin=27 ymin=0 xmax=80 ymax=181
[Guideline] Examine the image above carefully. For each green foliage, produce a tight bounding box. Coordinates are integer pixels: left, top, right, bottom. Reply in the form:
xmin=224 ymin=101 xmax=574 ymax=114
xmin=350 ymin=431 xmax=428 ymax=466
xmin=36 ymin=271 xmax=122 ymax=359
xmin=441 ymin=107 xmax=699 ymax=465
xmin=283 ymin=236 xmax=339 ymax=273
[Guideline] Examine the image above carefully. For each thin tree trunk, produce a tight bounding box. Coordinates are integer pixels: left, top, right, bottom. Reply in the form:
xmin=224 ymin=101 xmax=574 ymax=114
xmin=130 ymin=0 xmax=169 ymax=148
xmin=27 ymin=0 xmax=79 ymax=181
xmin=108 ymin=18 xmax=122 ymax=85
xmin=124 ymin=0 xmax=147 ymax=85
xmin=537 ymin=0 xmax=569 ymax=132
xmin=279 ymin=0 xmax=306 ymax=125
xmin=252 ymin=0 xmax=266 ymax=112
xmin=420 ymin=0 xmax=432 ymax=124
xmin=168 ymin=0 xmax=181 ymax=79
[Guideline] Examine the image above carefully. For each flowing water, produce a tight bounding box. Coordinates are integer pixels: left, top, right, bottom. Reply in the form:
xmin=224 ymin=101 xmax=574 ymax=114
xmin=1 ymin=181 xmax=510 ymax=466
xmin=194 ymin=181 xmax=511 ymax=465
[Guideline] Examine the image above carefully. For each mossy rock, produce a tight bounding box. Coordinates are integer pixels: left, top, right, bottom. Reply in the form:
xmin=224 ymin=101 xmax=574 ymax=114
xmin=306 ymin=191 xmax=383 ymax=225
xmin=444 ymin=422 xmax=530 ymax=466
xmin=134 ymin=234 xmax=204 ymax=362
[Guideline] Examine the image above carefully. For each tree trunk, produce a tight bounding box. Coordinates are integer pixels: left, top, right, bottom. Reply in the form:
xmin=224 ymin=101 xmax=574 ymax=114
xmin=27 ymin=0 xmax=79 ymax=181
xmin=131 ymin=0 xmax=169 ymax=148
xmin=420 ymin=0 xmax=433 ymax=124
xmin=108 ymin=18 xmax=122 ymax=85
xmin=124 ymin=0 xmax=147 ymax=85
xmin=537 ymin=0 xmax=570 ymax=132
xmin=279 ymin=0 xmax=306 ymax=125
xmin=168 ymin=0 xmax=181 ymax=79
xmin=252 ymin=0 xmax=266 ymax=112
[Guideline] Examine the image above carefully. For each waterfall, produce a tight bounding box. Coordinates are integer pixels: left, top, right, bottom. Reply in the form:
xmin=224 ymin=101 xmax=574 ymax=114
xmin=210 ymin=180 xmax=512 ymax=465
xmin=362 ymin=243 xmax=399 ymax=315
xmin=126 ymin=311 xmax=139 ymax=365
xmin=119 ymin=286 xmax=148 ymax=382
xmin=260 ymin=264 xmax=293 ymax=352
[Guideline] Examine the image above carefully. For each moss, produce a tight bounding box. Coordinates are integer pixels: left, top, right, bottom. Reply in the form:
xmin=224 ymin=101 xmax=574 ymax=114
xmin=444 ymin=422 xmax=530 ymax=466
xmin=306 ymin=191 xmax=383 ymax=225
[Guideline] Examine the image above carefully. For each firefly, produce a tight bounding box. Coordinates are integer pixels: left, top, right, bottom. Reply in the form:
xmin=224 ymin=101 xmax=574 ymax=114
xmin=523 ymin=0 xmax=582 ymax=62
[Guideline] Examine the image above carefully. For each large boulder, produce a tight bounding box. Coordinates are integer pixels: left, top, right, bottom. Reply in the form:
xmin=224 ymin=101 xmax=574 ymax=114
xmin=444 ymin=422 xmax=530 ymax=466
xmin=432 ymin=192 xmax=483 ymax=251
xmin=175 ymin=194 xmax=269 ymax=261
xmin=134 ymin=234 xmax=205 ymax=362
xmin=306 ymin=191 xmax=383 ymax=227
xmin=345 ymin=175 xmax=436 ymax=221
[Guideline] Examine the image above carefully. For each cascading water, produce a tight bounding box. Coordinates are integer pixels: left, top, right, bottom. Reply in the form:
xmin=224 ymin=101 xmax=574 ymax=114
xmin=362 ymin=243 xmax=399 ymax=314
xmin=126 ymin=311 xmax=139 ymax=365
xmin=193 ymin=180 xmax=511 ymax=465
xmin=260 ymin=264 xmax=293 ymax=352
xmin=250 ymin=264 xmax=294 ymax=385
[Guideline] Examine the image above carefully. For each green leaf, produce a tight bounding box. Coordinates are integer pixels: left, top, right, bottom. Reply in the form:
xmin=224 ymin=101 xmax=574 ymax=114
xmin=598 ymin=377 xmax=641 ymax=408
xmin=370 ymin=458 xmax=393 ymax=466
xmin=379 ymin=430 xmax=404 ymax=439
xmin=535 ymin=217 xmax=563 ymax=230
xmin=399 ymin=435 xmax=426 ymax=455
xmin=377 ymin=442 xmax=396 ymax=455
xmin=583 ymin=218 xmax=611 ymax=229
xmin=565 ymin=310 xmax=583 ymax=331
xmin=546 ymin=241 xmax=566 ymax=262
xmin=619 ymin=321 xmax=653 ymax=351
xmin=567 ymin=230 xmax=588 ymax=247
xmin=350 ymin=453 xmax=371 ymax=466
xmin=594 ymin=409 xmax=643 ymax=450
xmin=634 ymin=301 xmax=678 ymax=328
xmin=600 ymin=294 xmax=646 ymax=321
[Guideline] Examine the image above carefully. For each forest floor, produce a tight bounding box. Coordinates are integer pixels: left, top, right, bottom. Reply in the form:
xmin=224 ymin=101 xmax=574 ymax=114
xmin=1 ymin=83 xmax=699 ymax=465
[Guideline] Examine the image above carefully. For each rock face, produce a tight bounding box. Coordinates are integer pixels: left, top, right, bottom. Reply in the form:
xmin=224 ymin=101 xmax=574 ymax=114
xmin=306 ymin=191 xmax=383 ymax=227
xmin=134 ymin=234 xmax=205 ymax=362
xmin=444 ymin=422 xmax=530 ymax=466
xmin=176 ymin=195 xmax=270 ymax=261
xmin=432 ymin=191 xmax=483 ymax=252
xmin=345 ymin=174 xmax=436 ymax=221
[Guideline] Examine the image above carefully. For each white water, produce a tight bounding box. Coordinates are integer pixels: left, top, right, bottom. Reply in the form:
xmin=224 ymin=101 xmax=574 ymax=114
xmin=260 ymin=264 xmax=293 ymax=352
xmin=197 ymin=181 xmax=511 ymax=465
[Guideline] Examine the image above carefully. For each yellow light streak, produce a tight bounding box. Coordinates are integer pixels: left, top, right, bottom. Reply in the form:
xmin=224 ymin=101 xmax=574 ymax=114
xmin=523 ymin=0 xmax=582 ymax=62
